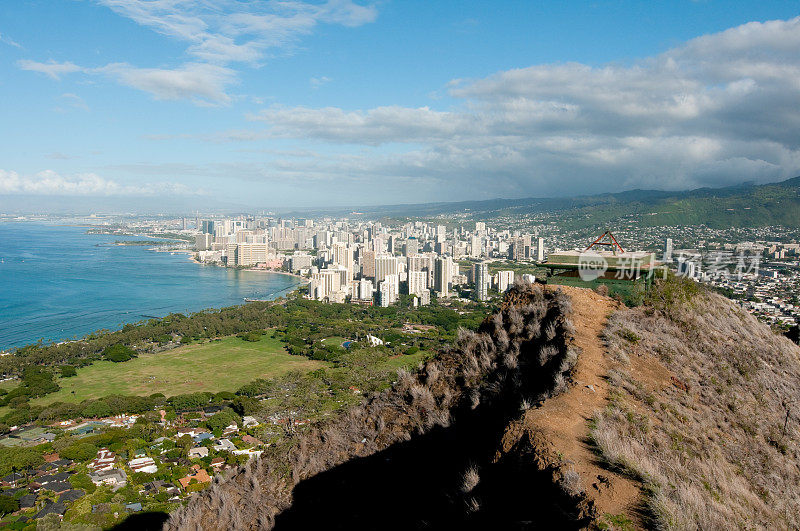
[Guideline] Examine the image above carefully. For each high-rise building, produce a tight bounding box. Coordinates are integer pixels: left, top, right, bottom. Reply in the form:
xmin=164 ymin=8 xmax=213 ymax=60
xmin=436 ymin=225 xmax=446 ymax=242
xmin=289 ymin=254 xmax=313 ymax=272
xmin=664 ymin=238 xmax=673 ymax=262
xmin=361 ymin=250 xmax=376 ymax=278
xmin=404 ymin=238 xmax=419 ymax=257
xmin=309 ymin=269 xmax=342 ymax=300
xmin=536 ymin=237 xmax=545 ymax=261
xmin=677 ymin=258 xmax=696 ymax=278
xmin=201 ymin=220 xmax=215 ymax=235
xmin=508 ymin=238 xmax=525 ymax=261
xmin=408 ymin=270 xmax=428 ymax=297
xmin=498 ymin=270 xmax=515 ymax=293
xmin=236 ymin=243 xmax=268 ymax=267
xmin=331 ymin=243 xmax=354 ymax=282
xmin=434 ymin=256 xmax=453 ymax=297
xmin=356 ymin=278 xmax=374 ymax=301
xmin=195 ymin=233 xmax=213 ymax=251
xmin=470 ymin=235 xmax=481 ymax=258
xmin=474 ymin=262 xmax=489 ymax=301
xmin=375 ymin=255 xmax=399 ymax=284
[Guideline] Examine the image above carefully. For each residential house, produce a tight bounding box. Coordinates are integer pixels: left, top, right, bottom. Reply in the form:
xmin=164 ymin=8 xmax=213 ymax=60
xmin=35 ymin=500 xmax=67 ymax=520
xmin=241 ymin=435 xmax=263 ymax=447
xmin=88 ymin=449 xmax=116 ymax=472
xmin=176 ymin=427 xmax=207 ymax=438
xmin=43 ymin=481 xmax=72 ymax=494
xmin=188 ymin=446 xmax=209 ymax=459
xmin=212 ymin=439 xmax=236 ymax=452
xmin=178 ymin=465 xmax=212 ymax=489
xmin=241 ymin=416 xmax=260 ymax=428
xmin=89 ymin=469 xmax=127 ymax=488
xmin=128 ymin=457 xmax=158 ymax=474
xmin=58 ymin=489 xmax=85 ymax=503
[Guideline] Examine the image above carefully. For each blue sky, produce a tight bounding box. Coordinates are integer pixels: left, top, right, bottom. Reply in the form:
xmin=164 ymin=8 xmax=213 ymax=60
xmin=1 ymin=1 xmax=800 ymax=209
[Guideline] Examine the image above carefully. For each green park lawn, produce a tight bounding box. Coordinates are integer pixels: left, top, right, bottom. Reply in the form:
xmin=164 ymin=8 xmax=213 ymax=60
xmin=319 ymin=336 xmax=348 ymax=347
xmin=31 ymin=332 xmax=329 ymax=406
xmin=0 ymin=379 xmax=18 ymax=419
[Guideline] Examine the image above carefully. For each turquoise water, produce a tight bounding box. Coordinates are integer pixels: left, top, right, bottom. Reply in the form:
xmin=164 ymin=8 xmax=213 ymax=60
xmin=0 ymin=223 xmax=303 ymax=350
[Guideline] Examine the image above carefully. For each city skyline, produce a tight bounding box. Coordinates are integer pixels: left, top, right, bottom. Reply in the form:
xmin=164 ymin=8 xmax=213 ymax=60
xmin=2 ymin=1 xmax=800 ymax=209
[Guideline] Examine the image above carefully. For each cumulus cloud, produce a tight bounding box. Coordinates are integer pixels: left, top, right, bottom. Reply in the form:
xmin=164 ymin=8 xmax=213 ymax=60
xmin=96 ymin=62 xmax=237 ymax=105
xmin=0 ymin=169 xmax=196 ymax=196
xmin=17 ymin=59 xmax=82 ymax=80
xmin=243 ymin=16 xmax=800 ymax=197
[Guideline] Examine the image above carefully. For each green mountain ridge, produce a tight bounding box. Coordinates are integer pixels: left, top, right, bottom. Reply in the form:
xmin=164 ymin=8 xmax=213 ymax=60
xmin=363 ymin=176 xmax=800 ymax=229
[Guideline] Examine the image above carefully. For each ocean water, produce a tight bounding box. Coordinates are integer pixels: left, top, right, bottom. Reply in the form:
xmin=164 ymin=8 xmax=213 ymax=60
xmin=0 ymin=223 xmax=303 ymax=350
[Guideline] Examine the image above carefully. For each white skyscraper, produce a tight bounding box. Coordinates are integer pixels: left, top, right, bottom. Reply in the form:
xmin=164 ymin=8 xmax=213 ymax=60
xmin=470 ymin=235 xmax=481 ymax=258
xmin=498 ymin=270 xmax=515 ymax=293
xmin=536 ymin=237 xmax=545 ymax=261
xmin=664 ymin=238 xmax=674 ymax=262
xmin=434 ymin=256 xmax=453 ymax=297
xmin=474 ymin=262 xmax=489 ymax=301
xmin=408 ymin=270 xmax=428 ymax=297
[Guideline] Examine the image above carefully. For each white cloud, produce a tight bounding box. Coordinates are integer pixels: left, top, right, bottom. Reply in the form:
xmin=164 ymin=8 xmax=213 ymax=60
xmin=96 ymin=0 xmax=377 ymax=64
xmin=17 ymin=59 xmax=82 ymax=80
xmin=96 ymin=62 xmax=237 ymax=105
xmin=310 ymin=76 xmax=332 ymax=88
xmin=240 ymin=16 xmax=800 ymax=197
xmin=249 ymin=105 xmax=475 ymax=144
xmin=17 ymin=2 xmax=377 ymax=106
xmin=57 ymin=93 xmax=90 ymax=112
xmin=0 ymin=169 xmax=196 ymax=196
xmin=0 ymin=32 xmax=22 ymax=48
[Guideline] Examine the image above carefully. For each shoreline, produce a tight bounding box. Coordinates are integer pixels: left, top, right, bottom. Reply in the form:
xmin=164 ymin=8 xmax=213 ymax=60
xmin=184 ymin=253 xmax=308 ymax=282
xmin=1 ymin=242 xmax=306 ymax=353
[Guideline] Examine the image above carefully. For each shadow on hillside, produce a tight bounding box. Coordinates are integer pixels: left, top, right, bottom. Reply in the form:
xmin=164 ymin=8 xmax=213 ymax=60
xmin=274 ymin=390 xmax=586 ymax=530
xmin=111 ymin=510 xmax=169 ymax=531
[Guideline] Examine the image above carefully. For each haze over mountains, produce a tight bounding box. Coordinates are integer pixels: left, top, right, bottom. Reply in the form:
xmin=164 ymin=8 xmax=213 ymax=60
xmin=6 ymin=176 xmax=800 ymax=231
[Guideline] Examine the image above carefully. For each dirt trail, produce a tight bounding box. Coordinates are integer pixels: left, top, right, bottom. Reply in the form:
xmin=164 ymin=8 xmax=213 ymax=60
xmin=499 ymin=286 xmax=644 ymax=525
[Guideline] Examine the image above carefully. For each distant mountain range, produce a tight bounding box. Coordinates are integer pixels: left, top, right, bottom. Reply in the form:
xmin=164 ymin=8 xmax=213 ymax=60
xmin=329 ymin=176 xmax=800 ymax=229
xmin=4 ymin=176 xmax=799 ymax=228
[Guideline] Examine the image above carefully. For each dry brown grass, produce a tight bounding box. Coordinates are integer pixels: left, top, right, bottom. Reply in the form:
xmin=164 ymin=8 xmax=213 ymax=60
xmin=591 ymin=279 xmax=800 ymax=529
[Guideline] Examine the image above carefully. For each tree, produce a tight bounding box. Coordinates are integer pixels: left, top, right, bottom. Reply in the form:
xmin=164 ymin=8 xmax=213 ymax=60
xmin=59 ymin=365 xmax=77 ymax=378
xmin=0 ymin=495 xmax=18 ymax=515
xmin=102 ymin=344 xmax=137 ymax=362
xmin=69 ymin=472 xmax=97 ymax=493
xmin=60 ymin=442 xmax=99 ymax=462
xmin=206 ymin=409 xmax=239 ymax=432
xmin=0 ymin=446 xmax=44 ymax=476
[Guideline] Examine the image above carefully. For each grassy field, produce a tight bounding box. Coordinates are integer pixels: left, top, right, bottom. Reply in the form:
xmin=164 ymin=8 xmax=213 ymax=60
xmin=0 ymin=379 xmax=19 ymax=391
xmin=0 ymin=379 xmax=19 ymax=419
xmin=31 ymin=333 xmax=328 ymax=406
xmin=319 ymin=336 xmax=348 ymax=347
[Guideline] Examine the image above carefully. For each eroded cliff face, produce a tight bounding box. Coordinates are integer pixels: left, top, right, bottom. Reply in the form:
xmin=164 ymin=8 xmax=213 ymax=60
xmin=165 ymin=283 xmax=595 ymax=530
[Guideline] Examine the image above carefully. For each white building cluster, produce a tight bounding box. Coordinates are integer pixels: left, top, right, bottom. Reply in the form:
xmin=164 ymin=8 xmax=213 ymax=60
xmin=191 ymin=216 xmax=545 ymax=307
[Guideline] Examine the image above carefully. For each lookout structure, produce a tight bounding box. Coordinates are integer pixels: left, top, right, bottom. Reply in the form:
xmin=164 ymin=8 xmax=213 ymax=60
xmin=543 ymin=231 xmax=661 ymax=301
